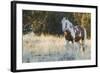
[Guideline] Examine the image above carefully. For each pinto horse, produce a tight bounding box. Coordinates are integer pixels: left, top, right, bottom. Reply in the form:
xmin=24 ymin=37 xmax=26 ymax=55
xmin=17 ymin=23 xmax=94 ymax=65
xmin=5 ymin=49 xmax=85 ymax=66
xmin=61 ymin=17 xmax=87 ymax=51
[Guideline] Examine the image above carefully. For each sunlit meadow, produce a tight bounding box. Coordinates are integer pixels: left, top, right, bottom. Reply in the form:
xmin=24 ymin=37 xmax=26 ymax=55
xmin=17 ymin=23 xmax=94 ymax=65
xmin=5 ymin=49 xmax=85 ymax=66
xmin=22 ymin=32 xmax=91 ymax=63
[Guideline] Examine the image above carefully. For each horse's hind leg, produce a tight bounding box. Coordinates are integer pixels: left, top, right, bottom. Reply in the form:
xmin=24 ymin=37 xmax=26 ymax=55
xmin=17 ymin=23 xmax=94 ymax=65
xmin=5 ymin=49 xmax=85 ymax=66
xmin=82 ymin=39 xmax=86 ymax=52
xmin=82 ymin=27 xmax=87 ymax=52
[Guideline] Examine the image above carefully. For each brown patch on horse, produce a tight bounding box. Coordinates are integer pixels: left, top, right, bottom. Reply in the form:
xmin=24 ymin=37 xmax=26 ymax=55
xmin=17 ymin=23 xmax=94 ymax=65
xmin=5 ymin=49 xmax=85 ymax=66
xmin=64 ymin=30 xmax=73 ymax=42
xmin=64 ymin=25 xmax=85 ymax=43
xmin=64 ymin=32 xmax=67 ymax=37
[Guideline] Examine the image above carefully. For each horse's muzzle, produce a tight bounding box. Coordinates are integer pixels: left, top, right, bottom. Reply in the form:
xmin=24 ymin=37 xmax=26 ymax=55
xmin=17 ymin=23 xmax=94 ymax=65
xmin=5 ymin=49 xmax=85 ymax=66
xmin=64 ymin=31 xmax=67 ymax=36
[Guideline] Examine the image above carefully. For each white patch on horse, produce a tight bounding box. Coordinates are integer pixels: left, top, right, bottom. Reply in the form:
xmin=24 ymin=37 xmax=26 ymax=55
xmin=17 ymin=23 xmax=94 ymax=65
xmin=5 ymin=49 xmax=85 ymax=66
xmin=79 ymin=31 xmax=81 ymax=37
xmin=61 ymin=17 xmax=75 ymax=39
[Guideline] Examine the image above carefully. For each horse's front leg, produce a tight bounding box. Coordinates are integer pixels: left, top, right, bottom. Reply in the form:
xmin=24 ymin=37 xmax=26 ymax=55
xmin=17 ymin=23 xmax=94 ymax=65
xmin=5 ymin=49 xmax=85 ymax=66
xmin=64 ymin=31 xmax=68 ymax=47
xmin=65 ymin=39 xmax=68 ymax=47
xmin=72 ymin=39 xmax=75 ymax=50
xmin=78 ymin=39 xmax=83 ymax=52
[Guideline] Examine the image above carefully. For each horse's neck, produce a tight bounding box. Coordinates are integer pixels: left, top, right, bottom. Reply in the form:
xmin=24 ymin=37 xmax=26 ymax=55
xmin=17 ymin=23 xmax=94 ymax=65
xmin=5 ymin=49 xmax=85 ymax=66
xmin=62 ymin=19 xmax=74 ymax=31
xmin=68 ymin=20 xmax=74 ymax=27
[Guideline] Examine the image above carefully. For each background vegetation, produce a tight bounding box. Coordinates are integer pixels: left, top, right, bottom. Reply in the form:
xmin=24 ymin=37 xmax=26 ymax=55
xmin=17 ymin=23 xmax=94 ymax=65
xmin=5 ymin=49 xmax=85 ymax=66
xmin=23 ymin=10 xmax=91 ymax=38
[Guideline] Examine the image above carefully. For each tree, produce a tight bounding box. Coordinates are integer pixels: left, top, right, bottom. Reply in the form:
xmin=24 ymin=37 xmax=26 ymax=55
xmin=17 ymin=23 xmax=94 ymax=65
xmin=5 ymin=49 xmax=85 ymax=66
xmin=23 ymin=10 xmax=91 ymax=38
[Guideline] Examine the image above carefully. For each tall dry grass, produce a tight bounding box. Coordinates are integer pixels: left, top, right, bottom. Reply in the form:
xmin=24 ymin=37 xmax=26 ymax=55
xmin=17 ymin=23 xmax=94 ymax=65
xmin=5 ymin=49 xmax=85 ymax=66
xmin=22 ymin=32 xmax=91 ymax=63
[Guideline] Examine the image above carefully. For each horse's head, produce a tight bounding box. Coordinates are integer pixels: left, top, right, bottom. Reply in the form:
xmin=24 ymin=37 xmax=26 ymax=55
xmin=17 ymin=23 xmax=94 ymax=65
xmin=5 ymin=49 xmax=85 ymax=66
xmin=61 ymin=17 xmax=75 ymax=41
xmin=62 ymin=17 xmax=66 ymax=22
xmin=61 ymin=17 xmax=73 ymax=32
xmin=61 ymin=17 xmax=68 ymax=31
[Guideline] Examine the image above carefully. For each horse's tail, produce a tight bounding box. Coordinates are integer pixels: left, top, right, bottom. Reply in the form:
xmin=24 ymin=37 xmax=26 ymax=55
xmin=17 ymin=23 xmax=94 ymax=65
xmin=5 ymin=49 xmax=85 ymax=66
xmin=83 ymin=27 xmax=87 ymax=51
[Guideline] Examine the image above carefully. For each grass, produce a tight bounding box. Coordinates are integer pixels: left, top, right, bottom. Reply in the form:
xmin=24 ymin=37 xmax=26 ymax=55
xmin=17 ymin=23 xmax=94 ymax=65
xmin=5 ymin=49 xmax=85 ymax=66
xmin=22 ymin=32 xmax=91 ymax=63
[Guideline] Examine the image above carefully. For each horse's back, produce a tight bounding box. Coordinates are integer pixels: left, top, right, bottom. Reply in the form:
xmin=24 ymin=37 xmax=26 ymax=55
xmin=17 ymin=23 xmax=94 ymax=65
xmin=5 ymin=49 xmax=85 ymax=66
xmin=75 ymin=25 xmax=85 ymax=41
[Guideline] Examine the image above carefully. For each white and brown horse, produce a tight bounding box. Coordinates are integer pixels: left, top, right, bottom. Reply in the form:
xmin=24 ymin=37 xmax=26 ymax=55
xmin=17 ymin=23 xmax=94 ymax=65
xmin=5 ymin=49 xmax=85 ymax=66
xmin=61 ymin=17 xmax=87 ymax=51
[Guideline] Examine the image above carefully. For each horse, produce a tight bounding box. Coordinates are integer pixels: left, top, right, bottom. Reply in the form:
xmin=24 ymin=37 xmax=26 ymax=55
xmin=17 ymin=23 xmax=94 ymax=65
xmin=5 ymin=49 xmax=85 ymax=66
xmin=61 ymin=17 xmax=87 ymax=51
